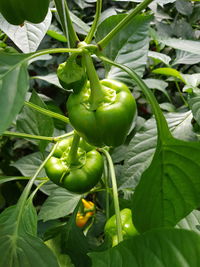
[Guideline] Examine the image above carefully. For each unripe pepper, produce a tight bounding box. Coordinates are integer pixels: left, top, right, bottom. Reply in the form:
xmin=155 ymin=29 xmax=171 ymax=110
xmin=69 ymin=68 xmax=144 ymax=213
xmin=45 ymin=137 xmax=103 ymax=194
xmin=57 ymin=54 xmax=87 ymax=93
xmin=67 ymin=79 xmax=136 ymax=147
xmin=0 ymin=0 xmax=49 ymax=25
xmin=104 ymin=208 xmax=138 ymax=247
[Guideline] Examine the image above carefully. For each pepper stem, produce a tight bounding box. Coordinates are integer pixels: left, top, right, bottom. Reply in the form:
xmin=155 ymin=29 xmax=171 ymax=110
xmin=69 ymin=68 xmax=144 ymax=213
xmin=67 ymin=132 xmax=80 ymax=166
xmin=101 ymin=149 xmax=123 ymax=245
xmin=82 ymin=50 xmax=105 ymax=110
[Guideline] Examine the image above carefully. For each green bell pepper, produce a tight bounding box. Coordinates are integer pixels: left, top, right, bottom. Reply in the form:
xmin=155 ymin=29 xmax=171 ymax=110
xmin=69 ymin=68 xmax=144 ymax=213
xmin=45 ymin=137 xmax=103 ymax=194
xmin=67 ymin=79 xmax=136 ymax=147
xmin=105 ymin=208 xmax=138 ymax=247
xmin=0 ymin=0 xmax=49 ymax=25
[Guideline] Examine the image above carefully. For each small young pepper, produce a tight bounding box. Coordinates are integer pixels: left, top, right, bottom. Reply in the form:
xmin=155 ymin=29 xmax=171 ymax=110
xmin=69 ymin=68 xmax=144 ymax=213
xmin=104 ymin=208 xmax=138 ymax=247
xmin=45 ymin=137 xmax=103 ymax=194
xmin=67 ymin=79 xmax=137 ymax=147
xmin=76 ymin=199 xmax=95 ymax=228
xmin=57 ymin=54 xmax=87 ymax=93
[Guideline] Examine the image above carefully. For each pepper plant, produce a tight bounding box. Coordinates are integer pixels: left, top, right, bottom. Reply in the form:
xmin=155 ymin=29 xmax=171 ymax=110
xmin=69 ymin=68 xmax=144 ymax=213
xmin=1 ymin=0 xmax=200 ymax=266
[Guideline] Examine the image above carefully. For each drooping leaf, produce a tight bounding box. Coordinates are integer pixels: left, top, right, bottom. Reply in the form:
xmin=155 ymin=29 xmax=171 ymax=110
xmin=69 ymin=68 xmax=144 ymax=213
xmin=160 ymin=38 xmax=200 ymax=56
xmin=148 ymin=51 xmax=171 ymax=66
xmin=143 ymin=78 xmax=170 ymax=100
xmin=16 ymin=90 xmax=54 ymax=151
xmin=132 ymin=136 xmax=200 ymax=232
xmin=176 ymin=210 xmax=200 ymax=233
xmin=39 ymin=188 xmax=82 ymax=221
xmin=33 ymin=74 xmax=63 ymax=89
xmin=0 ymin=52 xmax=29 ymax=135
xmin=152 ymin=67 xmax=185 ymax=83
xmin=12 ymin=152 xmax=47 ymax=177
xmin=121 ymin=111 xmax=195 ymax=189
xmin=0 ymin=203 xmax=58 ymax=267
xmin=89 ymin=228 xmax=200 ymax=267
xmin=172 ymin=50 xmax=200 ymax=66
xmin=61 ymin=205 xmax=91 ymax=267
xmin=0 ymin=176 xmax=30 ymax=185
xmin=0 ymin=10 xmax=52 ymax=53
xmin=96 ymin=14 xmax=152 ymax=85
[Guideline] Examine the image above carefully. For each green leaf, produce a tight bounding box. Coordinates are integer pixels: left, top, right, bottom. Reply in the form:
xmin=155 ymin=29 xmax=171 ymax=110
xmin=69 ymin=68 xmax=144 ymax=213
xmin=160 ymin=38 xmax=200 ymax=56
xmin=89 ymin=228 xmax=200 ymax=267
xmin=152 ymin=67 xmax=186 ymax=83
xmin=0 ymin=176 xmax=30 ymax=185
xmin=12 ymin=152 xmax=47 ymax=177
xmin=45 ymin=237 xmax=75 ymax=267
xmin=0 ymin=203 xmax=59 ymax=267
xmin=0 ymin=11 xmax=52 ymax=53
xmin=176 ymin=210 xmax=200 ymax=233
xmin=175 ymin=0 xmax=193 ymax=16
xmin=33 ymin=74 xmax=64 ymax=89
xmin=143 ymin=78 xmax=170 ymax=101
xmin=47 ymin=24 xmax=67 ymax=43
xmin=172 ymin=50 xmax=200 ymax=66
xmin=61 ymin=206 xmax=91 ymax=267
xmin=121 ymin=111 xmax=195 ymax=189
xmin=38 ymin=188 xmax=81 ymax=221
xmin=96 ymin=14 xmax=152 ymax=85
xmin=0 ymin=52 xmax=29 ymax=135
xmin=69 ymin=11 xmax=90 ymax=35
xmin=148 ymin=51 xmax=171 ymax=66
xmin=16 ymin=90 xmax=54 ymax=151
xmin=132 ymin=136 xmax=200 ymax=232
xmin=182 ymin=73 xmax=200 ymax=88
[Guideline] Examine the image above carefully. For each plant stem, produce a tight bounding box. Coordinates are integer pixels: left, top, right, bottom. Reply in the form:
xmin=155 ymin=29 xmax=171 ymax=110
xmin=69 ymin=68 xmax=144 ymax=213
xmin=54 ymin=131 xmax=74 ymax=141
xmin=54 ymin=0 xmax=79 ymax=47
xmin=101 ymin=149 xmax=123 ymax=245
xmin=15 ymin=143 xmax=59 ymax=235
xmin=98 ymin=56 xmax=171 ymax=141
xmin=24 ymin=101 xmax=70 ymax=124
xmin=3 ymin=131 xmax=54 ymax=142
xmin=67 ymin=132 xmax=80 ymax=165
xmin=29 ymin=47 xmax=82 ymax=61
xmin=103 ymin=159 xmax=110 ymax=220
xmin=3 ymin=130 xmax=74 ymax=142
xmin=175 ymin=81 xmax=188 ymax=107
xmin=82 ymin=51 xmax=105 ymax=110
xmin=97 ymin=0 xmax=154 ymax=49
xmin=84 ymin=0 xmax=102 ymax=44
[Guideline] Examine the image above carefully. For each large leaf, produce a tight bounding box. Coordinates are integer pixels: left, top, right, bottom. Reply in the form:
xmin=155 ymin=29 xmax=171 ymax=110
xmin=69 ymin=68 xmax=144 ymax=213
xmin=160 ymin=38 xmax=200 ymax=56
xmin=148 ymin=51 xmax=171 ymax=66
xmin=89 ymin=228 xmax=200 ymax=267
xmin=0 ymin=52 xmax=29 ymax=135
xmin=172 ymin=50 xmax=200 ymax=66
xmin=153 ymin=67 xmax=185 ymax=83
xmin=16 ymin=90 xmax=54 ymax=151
xmin=0 ymin=203 xmax=58 ymax=267
xmin=0 ymin=176 xmax=30 ymax=185
xmin=0 ymin=10 xmax=52 ymax=53
xmin=38 ymin=188 xmax=81 ymax=221
xmin=132 ymin=135 xmax=200 ymax=232
xmin=61 ymin=206 xmax=91 ymax=267
xmin=12 ymin=152 xmax=47 ymax=177
xmin=33 ymin=74 xmax=63 ymax=89
xmin=176 ymin=210 xmax=200 ymax=233
xmin=96 ymin=14 xmax=152 ymax=85
xmin=121 ymin=111 xmax=195 ymax=189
